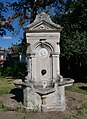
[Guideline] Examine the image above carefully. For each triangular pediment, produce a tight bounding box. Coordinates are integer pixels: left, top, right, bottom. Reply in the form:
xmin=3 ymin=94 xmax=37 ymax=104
xmin=24 ymin=12 xmax=62 ymax=32
xmin=29 ymin=21 xmax=59 ymax=31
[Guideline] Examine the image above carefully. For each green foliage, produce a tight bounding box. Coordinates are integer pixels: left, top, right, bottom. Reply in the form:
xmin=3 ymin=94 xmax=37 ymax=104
xmin=1 ymin=62 xmax=27 ymax=79
xmin=0 ymin=2 xmax=14 ymax=36
xmin=5 ymin=0 xmax=58 ymax=27
xmin=53 ymin=0 xmax=87 ymax=59
xmin=53 ymin=0 xmax=87 ymax=81
xmin=0 ymin=0 xmax=59 ymax=36
xmin=12 ymin=62 xmax=27 ymax=78
xmin=61 ymin=31 xmax=87 ymax=59
xmin=0 ymin=67 xmax=2 ymax=76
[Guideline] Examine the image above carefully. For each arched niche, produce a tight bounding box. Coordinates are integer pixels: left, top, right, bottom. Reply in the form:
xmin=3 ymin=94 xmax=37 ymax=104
xmin=32 ymin=42 xmax=54 ymax=81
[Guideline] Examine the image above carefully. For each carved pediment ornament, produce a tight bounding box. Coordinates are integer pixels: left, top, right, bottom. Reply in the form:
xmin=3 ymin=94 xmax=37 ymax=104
xmin=29 ymin=22 xmax=56 ymax=31
xmin=24 ymin=12 xmax=63 ymax=31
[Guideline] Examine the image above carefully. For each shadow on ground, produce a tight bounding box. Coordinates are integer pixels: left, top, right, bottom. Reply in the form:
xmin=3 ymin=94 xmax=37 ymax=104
xmin=10 ymin=88 xmax=23 ymax=103
xmin=79 ymin=86 xmax=87 ymax=91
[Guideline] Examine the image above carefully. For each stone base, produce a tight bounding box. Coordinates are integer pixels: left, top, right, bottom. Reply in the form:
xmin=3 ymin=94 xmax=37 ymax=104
xmin=41 ymin=104 xmax=66 ymax=112
xmin=23 ymin=86 xmax=66 ymax=112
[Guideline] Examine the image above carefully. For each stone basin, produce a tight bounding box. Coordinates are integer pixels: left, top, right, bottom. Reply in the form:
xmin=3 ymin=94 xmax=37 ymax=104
xmin=13 ymin=78 xmax=74 ymax=91
xmin=58 ymin=78 xmax=74 ymax=87
xmin=34 ymin=87 xmax=55 ymax=95
xmin=13 ymin=79 xmax=25 ymax=89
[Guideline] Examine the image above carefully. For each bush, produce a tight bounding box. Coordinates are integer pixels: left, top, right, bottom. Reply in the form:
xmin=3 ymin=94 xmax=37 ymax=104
xmin=0 ymin=67 xmax=2 ymax=76
xmin=1 ymin=61 xmax=27 ymax=79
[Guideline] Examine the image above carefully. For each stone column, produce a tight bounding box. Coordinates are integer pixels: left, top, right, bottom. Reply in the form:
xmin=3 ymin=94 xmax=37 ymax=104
xmin=52 ymin=53 xmax=60 ymax=79
xmin=57 ymin=54 xmax=60 ymax=75
xmin=52 ymin=54 xmax=56 ymax=79
xmin=26 ymin=55 xmax=32 ymax=80
xmin=30 ymin=53 xmax=35 ymax=80
xmin=56 ymin=42 xmax=60 ymax=75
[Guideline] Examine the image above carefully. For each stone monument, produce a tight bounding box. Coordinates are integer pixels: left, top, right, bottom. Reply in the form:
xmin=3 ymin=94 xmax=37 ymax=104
xmin=14 ymin=12 xmax=74 ymax=112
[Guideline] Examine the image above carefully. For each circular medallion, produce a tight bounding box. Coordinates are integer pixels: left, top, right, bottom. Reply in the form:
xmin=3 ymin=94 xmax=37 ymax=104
xmin=39 ymin=48 xmax=48 ymax=58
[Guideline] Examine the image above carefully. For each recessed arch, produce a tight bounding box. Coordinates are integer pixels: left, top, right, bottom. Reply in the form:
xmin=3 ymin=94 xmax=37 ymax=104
xmin=33 ymin=41 xmax=54 ymax=53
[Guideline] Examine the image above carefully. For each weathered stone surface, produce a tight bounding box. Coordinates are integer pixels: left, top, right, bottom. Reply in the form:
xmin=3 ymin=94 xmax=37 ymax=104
xmin=23 ymin=12 xmax=66 ymax=112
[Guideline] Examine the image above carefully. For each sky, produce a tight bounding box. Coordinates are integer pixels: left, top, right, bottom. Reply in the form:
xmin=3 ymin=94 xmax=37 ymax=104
xmin=0 ymin=0 xmax=58 ymax=49
xmin=0 ymin=0 xmax=25 ymax=49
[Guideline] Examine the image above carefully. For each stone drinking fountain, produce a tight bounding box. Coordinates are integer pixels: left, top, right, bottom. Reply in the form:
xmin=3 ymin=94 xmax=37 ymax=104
xmin=14 ymin=12 xmax=74 ymax=112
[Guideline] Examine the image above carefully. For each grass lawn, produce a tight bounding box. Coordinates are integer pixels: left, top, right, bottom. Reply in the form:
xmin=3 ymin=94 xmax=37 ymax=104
xmin=66 ymin=83 xmax=87 ymax=95
xmin=0 ymin=76 xmax=15 ymax=96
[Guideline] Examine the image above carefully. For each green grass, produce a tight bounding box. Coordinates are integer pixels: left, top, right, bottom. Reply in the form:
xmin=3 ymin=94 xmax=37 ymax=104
xmin=81 ymin=102 xmax=87 ymax=109
xmin=0 ymin=76 xmax=15 ymax=96
xmin=66 ymin=83 xmax=87 ymax=95
xmin=63 ymin=115 xmax=72 ymax=119
xmin=0 ymin=107 xmax=10 ymax=112
xmin=0 ymin=76 xmax=15 ymax=111
xmin=76 ymin=102 xmax=87 ymax=116
xmin=21 ymin=114 xmax=26 ymax=119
